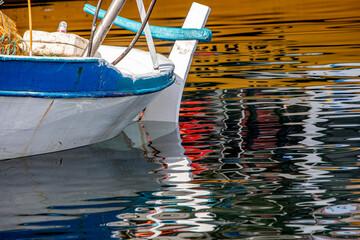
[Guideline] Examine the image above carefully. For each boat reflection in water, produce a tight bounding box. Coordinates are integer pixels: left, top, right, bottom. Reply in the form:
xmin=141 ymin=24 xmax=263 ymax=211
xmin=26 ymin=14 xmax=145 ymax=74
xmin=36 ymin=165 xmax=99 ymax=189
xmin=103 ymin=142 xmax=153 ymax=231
xmin=0 ymin=125 xmax=161 ymax=236
xmin=0 ymin=120 xmax=217 ymax=239
xmin=2 ymin=85 xmax=360 ymax=239
xmin=104 ymin=121 xmax=217 ymax=239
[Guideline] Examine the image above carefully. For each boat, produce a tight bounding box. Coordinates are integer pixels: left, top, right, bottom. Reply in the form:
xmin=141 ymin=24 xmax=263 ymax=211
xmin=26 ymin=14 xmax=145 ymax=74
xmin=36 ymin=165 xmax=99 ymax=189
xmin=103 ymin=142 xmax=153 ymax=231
xmin=0 ymin=0 xmax=211 ymax=160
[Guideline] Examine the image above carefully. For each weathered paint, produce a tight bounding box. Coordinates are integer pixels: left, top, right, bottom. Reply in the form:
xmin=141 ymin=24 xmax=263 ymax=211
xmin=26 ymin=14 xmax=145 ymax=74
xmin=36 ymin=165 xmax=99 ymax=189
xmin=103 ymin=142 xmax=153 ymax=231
xmin=0 ymin=94 xmax=157 ymax=159
xmin=21 ymin=100 xmax=54 ymax=157
xmin=0 ymin=48 xmax=174 ymax=98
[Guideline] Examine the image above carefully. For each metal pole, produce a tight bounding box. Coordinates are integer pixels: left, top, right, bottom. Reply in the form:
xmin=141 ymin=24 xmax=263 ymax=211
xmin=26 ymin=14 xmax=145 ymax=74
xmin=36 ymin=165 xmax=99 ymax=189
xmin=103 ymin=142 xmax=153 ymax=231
xmin=112 ymin=0 xmax=156 ymax=65
xmin=87 ymin=0 xmax=104 ymax=57
xmin=136 ymin=0 xmax=159 ymax=70
xmin=82 ymin=0 xmax=127 ymax=57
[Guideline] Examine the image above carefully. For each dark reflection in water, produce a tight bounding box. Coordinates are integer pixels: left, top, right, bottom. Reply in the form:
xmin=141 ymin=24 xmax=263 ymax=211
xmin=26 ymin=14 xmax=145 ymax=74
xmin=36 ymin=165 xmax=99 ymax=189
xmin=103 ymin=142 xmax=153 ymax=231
xmin=1 ymin=0 xmax=360 ymax=239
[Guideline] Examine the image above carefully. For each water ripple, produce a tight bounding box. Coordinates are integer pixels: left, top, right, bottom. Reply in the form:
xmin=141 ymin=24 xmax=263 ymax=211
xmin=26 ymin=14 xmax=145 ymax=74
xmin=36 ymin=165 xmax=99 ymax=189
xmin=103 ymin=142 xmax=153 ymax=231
xmin=1 ymin=0 xmax=360 ymax=239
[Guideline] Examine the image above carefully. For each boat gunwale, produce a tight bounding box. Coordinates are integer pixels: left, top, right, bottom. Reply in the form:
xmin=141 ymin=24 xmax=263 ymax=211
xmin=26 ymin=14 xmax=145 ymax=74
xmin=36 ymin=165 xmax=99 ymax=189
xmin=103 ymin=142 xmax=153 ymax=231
xmin=0 ymin=74 xmax=175 ymax=98
xmin=0 ymin=52 xmax=175 ymax=98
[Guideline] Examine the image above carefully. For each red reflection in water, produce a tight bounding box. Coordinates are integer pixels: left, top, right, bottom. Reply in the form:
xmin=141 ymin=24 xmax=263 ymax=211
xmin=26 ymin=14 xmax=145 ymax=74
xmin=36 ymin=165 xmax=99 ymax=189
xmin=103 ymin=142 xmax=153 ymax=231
xmin=179 ymin=101 xmax=214 ymax=174
xmin=180 ymin=100 xmax=214 ymax=163
xmin=179 ymin=120 xmax=213 ymax=176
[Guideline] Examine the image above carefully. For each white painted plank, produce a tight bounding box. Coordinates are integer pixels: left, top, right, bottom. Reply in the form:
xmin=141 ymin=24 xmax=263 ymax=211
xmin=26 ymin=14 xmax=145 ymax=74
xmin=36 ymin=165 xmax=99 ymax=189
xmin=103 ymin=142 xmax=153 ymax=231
xmin=141 ymin=2 xmax=211 ymax=122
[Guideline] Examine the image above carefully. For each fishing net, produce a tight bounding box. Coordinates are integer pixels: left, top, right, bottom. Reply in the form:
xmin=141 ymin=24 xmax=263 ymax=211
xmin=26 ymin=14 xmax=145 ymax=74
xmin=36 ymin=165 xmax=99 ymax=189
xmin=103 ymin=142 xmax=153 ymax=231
xmin=0 ymin=10 xmax=29 ymax=55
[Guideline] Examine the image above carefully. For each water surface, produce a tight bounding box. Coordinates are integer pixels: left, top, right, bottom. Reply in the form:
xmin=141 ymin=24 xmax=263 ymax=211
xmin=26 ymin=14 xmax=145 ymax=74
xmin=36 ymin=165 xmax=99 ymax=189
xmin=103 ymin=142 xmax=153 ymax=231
xmin=1 ymin=0 xmax=360 ymax=239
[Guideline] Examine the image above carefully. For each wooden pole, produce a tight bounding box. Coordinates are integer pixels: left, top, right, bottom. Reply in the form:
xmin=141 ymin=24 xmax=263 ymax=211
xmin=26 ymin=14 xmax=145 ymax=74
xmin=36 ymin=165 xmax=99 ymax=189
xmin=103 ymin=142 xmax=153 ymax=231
xmin=27 ymin=0 xmax=32 ymax=56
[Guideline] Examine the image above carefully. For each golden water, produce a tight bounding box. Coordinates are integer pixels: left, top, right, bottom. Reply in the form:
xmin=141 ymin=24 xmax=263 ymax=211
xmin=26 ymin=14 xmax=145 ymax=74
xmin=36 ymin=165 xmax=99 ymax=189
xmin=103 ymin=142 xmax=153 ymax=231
xmin=4 ymin=0 xmax=359 ymax=89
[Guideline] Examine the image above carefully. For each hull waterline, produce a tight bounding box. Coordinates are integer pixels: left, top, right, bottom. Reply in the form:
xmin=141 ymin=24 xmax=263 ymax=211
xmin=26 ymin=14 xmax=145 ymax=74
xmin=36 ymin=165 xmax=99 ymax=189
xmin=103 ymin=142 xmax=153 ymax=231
xmin=0 ymin=93 xmax=157 ymax=159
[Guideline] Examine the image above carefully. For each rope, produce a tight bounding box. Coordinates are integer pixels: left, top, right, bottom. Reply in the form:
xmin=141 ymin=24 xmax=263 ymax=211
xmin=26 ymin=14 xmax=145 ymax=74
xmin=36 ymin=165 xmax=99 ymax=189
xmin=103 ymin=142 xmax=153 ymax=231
xmin=0 ymin=10 xmax=29 ymax=55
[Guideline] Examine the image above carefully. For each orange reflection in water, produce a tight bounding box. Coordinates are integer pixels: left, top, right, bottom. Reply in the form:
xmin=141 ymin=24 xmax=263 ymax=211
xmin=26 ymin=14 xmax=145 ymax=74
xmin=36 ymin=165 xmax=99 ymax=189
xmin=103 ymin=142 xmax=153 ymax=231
xmin=3 ymin=0 xmax=359 ymax=92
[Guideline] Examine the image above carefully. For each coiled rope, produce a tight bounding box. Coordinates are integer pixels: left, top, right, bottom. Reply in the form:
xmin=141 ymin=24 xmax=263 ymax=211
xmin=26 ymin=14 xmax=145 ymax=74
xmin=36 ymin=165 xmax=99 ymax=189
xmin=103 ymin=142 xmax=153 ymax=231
xmin=0 ymin=10 xmax=29 ymax=55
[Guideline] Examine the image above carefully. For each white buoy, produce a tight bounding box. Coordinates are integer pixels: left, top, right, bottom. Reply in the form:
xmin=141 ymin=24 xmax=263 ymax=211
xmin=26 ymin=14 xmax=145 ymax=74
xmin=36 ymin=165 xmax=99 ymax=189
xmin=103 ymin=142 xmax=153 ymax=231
xmin=57 ymin=21 xmax=67 ymax=33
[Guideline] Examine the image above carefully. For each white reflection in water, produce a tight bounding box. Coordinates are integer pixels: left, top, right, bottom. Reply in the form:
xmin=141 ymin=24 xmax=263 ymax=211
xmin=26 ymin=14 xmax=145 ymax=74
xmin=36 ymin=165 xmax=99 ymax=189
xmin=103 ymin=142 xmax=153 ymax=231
xmin=109 ymin=121 xmax=217 ymax=238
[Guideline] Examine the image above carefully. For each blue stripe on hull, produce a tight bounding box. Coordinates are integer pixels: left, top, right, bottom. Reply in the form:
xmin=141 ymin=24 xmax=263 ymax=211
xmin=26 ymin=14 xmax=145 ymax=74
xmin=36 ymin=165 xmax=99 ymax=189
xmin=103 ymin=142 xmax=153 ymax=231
xmin=0 ymin=56 xmax=174 ymax=98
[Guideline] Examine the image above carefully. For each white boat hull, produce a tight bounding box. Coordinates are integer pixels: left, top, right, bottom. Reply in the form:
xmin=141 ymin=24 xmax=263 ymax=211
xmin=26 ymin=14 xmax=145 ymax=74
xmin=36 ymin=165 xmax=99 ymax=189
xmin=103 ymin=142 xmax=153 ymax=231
xmin=0 ymin=93 xmax=156 ymax=159
xmin=0 ymin=2 xmax=211 ymax=160
xmin=0 ymin=46 xmax=174 ymax=160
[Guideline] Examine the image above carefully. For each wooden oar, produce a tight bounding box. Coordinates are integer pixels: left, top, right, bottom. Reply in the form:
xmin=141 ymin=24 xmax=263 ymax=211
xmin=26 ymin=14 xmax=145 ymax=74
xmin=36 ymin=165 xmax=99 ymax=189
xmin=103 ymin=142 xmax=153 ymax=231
xmin=83 ymin=3 xmax=212 ymax=42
